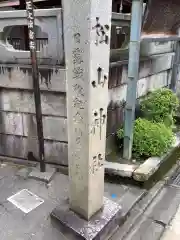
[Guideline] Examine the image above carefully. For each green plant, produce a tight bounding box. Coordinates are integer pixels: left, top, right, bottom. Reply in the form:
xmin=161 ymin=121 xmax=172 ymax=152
xmin=117 ymin=118 xmax=174 ymax=159
xmin=140 ymin=88 xmax=179 ymax=127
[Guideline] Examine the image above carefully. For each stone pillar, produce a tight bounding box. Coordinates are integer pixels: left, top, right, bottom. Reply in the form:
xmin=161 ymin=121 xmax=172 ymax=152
xmin=63 ymin=0 xmax=112 ymax=220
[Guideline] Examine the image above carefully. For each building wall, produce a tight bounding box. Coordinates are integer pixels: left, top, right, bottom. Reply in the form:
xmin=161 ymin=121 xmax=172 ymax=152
xmin=0 ymin=9 xmax=175 ymax=165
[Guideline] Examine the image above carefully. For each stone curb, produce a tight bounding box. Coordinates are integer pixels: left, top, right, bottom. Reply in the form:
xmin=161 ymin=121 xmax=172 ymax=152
xmin=0 ymin=156 xmax=38 ymax=167
xmin=16 ymin=165 xmax=56 ymax=183
xmin=133 ymin=133 xmax=180 ymax=182
xmin=104 ymin=162 xmax=138 ymax=178
xmin=105 ymin=132 xmax=180 ymax=182
xmin=28 ymin=167 xmax=56 ymax=184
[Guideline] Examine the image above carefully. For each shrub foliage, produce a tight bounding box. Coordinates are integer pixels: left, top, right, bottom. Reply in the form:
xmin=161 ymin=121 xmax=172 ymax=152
xmin=117 ymin=118 xmax=174 ymax=159
xmin=140 ymin=88 xmax=179 ymax=127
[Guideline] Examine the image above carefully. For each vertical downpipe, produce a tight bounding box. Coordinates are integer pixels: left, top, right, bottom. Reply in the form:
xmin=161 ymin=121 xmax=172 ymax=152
xmin=123 ymin=0 xmax=143 ymax=160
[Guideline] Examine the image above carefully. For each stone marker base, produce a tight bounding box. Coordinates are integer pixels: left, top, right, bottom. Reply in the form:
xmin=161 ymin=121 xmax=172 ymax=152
xmin=29 ymin=166 xmax=56 ymax=183
xmin=16 ymin=167 xmax=32 ymax=179
xmin=51 ymin=197 xmax=122 ymax=240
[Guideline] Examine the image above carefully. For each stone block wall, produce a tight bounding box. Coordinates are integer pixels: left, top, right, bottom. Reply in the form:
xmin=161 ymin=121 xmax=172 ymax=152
xmin=0 ymin=65 xmax=68 ymax=165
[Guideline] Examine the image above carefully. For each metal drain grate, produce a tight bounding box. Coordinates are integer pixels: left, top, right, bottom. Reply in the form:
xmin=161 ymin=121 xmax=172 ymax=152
xmin=7 ymin=189 xmax=44 ymax=213
xmin=169 ymin=168 xmax=180 ymax=186
xmin=171 ymin=173 xmax=180 ymax=186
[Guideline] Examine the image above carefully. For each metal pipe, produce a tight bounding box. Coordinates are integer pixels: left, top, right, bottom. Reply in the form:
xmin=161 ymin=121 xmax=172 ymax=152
xmin=25 ymin=0 xmax=46 ymax=172
xmin=123 ymin=0 xmax=143 ymax=160
xmin=170 ymin=41 xmax=180 ymax=92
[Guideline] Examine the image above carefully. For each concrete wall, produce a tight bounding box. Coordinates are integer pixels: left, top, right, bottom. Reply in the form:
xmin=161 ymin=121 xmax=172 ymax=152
xmin=0 ymin=9 xmax=175 ymax=165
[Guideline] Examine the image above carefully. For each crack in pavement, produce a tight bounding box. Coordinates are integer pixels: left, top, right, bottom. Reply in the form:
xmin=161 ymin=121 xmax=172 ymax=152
xmin=153 ymin=219 xmax=167 ymax=228
xmin=0 ymin=201 xmax=11 ymax=213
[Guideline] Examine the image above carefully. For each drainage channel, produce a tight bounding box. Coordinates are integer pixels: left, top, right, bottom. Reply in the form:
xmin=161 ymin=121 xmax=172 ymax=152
xmin=168 ymin=166 xmax=180 ymax=187
xmin=143 ymin=148 xmax=180 ymax=190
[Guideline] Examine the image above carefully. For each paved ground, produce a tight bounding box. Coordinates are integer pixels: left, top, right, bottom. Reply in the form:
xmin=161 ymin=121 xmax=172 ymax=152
xmin=2 ymin=160 xmax=180 ymax=240
xmin=110 ymin=163 xmax=180 ymax=240
xmin=0 ymin=162 xmax=145 ymax=240
xmin=161 ymin=204 xmax=180 ymax=240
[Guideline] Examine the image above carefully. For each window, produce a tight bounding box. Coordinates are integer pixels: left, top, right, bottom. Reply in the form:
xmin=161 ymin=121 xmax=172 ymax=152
xmin=3 ymin=25 xmax=48 ymax=51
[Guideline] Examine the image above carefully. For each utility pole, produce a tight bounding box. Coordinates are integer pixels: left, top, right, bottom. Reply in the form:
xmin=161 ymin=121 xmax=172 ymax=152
xmin=25 ymin=0 xmax=46 ymax=172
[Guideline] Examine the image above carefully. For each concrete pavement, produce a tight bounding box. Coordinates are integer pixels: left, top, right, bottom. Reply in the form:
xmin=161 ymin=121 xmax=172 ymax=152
xmin=0 ymin=162 xmax=145 ymax=240
xmin=110 ymin=162 xmax=180 ymax=240
xmin=161 ymin=204 xmax=180 ymax=240
xmin=1 ymin=160 xmax=180 ymax=240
